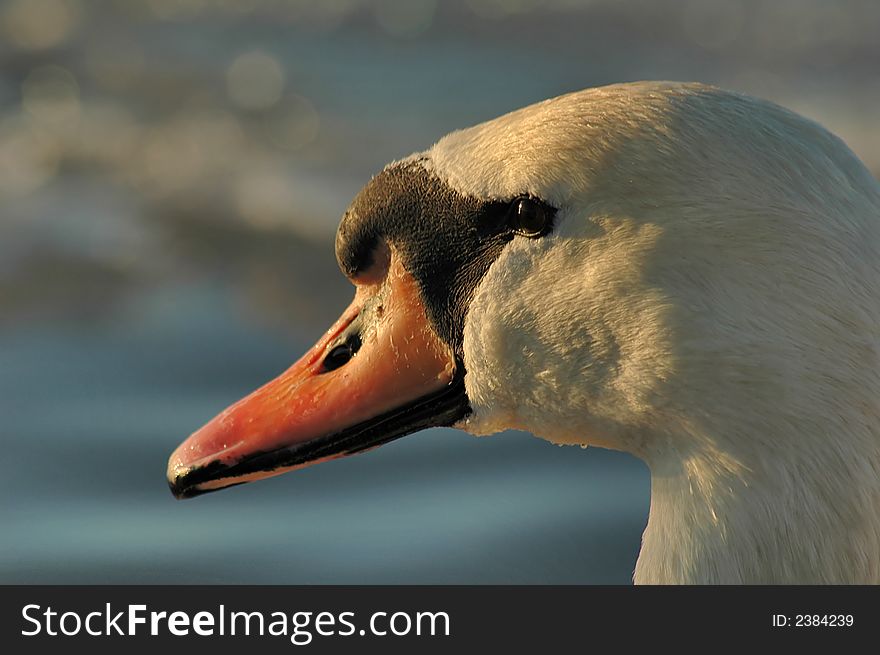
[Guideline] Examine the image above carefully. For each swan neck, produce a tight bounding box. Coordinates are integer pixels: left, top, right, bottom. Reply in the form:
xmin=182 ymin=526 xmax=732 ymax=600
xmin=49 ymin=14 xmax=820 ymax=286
xmin=634 ymin=442 xmax=880 ymax=584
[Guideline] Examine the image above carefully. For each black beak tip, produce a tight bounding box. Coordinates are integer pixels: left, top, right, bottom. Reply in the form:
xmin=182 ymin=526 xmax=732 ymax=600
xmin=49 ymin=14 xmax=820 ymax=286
xmin=168 ymin=473 xmax=197 ymax=500
xmin=167 ymin=465 xmax=210 ymax=500
xmin=167 ymin=462 xmax=247 ymax=500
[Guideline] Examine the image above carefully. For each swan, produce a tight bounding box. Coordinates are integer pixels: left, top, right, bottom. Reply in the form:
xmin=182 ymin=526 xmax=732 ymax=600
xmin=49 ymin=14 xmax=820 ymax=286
xmin=167 ymin=82 xmax=880 ymax=584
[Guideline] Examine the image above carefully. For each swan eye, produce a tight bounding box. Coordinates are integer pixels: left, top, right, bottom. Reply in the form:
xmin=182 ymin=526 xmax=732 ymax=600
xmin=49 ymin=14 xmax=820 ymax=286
xmin=322 ymin=334 xmax=362 ymax=372
xmin=509 ymin=197 xmax=553 ymax=237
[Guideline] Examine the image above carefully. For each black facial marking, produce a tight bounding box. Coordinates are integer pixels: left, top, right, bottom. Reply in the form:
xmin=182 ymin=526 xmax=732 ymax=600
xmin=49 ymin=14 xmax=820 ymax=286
xmin=335 ymin=161 xmax=556 ymax=356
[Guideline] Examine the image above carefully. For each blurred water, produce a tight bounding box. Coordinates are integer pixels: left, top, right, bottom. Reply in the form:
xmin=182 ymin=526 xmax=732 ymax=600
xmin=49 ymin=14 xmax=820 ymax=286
xmin=2 ymin=0 xmax=878 ymax=584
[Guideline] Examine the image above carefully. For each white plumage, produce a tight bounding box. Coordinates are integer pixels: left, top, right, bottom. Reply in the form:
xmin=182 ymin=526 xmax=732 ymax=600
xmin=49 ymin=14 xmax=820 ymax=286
xmin=423 ymin=82 xmax=880 ymax=583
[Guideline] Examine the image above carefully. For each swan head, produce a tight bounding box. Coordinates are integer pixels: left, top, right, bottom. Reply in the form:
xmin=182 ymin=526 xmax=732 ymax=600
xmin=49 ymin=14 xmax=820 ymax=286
xmin=443 ymin=82 xmax=880 ymax=473
xmin=168 ymin=82 xmax=880 ymax=515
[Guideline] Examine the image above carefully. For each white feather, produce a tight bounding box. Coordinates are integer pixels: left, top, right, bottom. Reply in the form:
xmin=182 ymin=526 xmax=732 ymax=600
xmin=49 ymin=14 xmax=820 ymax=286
xmin=417 ymin=82 xmax=880 ymax=583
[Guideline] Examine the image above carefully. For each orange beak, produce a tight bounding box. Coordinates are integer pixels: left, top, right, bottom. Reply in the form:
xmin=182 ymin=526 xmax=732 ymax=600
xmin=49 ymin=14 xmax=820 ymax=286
xmin=167 ymin=253 xmax=468 ymax=498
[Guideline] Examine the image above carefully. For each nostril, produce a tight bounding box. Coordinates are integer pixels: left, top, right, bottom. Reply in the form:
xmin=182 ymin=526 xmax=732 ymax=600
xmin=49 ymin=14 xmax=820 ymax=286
xmin=322 ymin=334 xmax=362 ymax=372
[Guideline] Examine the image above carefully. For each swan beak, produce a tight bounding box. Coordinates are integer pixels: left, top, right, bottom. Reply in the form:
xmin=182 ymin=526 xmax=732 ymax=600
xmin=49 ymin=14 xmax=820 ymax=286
xmin=167 ymin=259 xmax=468 ymax=499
